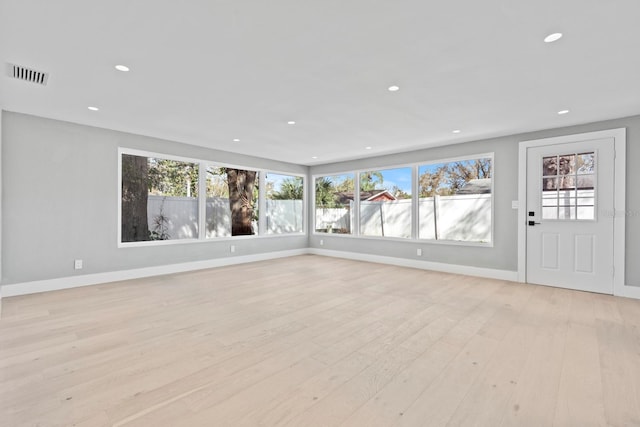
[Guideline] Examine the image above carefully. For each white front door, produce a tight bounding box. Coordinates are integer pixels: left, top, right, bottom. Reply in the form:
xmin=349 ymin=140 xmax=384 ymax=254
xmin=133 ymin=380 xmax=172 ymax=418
xmin=526 ymin=138 xmax=615 ymax=294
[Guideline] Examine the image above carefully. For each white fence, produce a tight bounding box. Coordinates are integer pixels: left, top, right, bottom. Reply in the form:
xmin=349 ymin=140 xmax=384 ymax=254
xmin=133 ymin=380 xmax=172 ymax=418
xmin=146 ymin=193 xmax=491 ymax=242
xmin=266 ymin=199 xmax=304 ymax=234
xmin=315 ymin=201 xmax=353 ymax=233
xmin=147 ymin=196 xmax=303 ymax=239
xmin=360 ymin=199 xmax=412 ymax=238
xmin=315 ymin=194 xmax=492 ymax=242
xmin=148 ymin=196 xmax=198 ymax=239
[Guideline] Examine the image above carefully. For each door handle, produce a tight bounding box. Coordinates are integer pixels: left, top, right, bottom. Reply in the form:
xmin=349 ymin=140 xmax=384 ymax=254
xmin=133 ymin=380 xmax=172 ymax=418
xmin=528 ymin=220 xmax=541 ymax=226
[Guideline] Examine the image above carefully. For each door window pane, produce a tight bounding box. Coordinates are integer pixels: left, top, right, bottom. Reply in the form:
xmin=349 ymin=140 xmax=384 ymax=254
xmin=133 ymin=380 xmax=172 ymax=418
xmin=540 ymin=152 xmax=595 ymax=221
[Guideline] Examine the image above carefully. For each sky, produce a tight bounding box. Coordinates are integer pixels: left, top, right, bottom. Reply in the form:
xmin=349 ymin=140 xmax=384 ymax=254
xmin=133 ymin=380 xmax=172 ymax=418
xmin=316 ymin=158 xmax=491 ymax=195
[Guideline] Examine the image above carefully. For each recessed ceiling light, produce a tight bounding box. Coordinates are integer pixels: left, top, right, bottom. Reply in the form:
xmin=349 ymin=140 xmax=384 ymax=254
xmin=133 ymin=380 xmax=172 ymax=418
xmin=233 ymin=138 xmax=240 ymax=142
xmin=388 ymin=85 xmax=400 ymax=92
xmin=365 ymin=146 xmax=372 ymax=150
xmin=115 ymin=64 xmax=130 ymax=72
xmin=312 ymin=156 xmax=318 ymax=159
xmin=287 ymin=121 xmax=296 ymax=125
xmin=557 ymin=109 xmax=570 ymax=115
xmin=88 ymin=106 xmax=99 ymax=111
xmin=544 ymin=33 xmax=563 ymax=43
xmin=452 ymin=129 xmax=461 ymax=134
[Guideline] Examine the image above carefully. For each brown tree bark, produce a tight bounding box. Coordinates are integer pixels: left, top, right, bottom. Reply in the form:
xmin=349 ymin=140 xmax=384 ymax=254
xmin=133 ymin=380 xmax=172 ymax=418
xmin=121 ymin=155 xmax=150 ymax=241
xmin=227 ymin=168 xmax=257 ymax=235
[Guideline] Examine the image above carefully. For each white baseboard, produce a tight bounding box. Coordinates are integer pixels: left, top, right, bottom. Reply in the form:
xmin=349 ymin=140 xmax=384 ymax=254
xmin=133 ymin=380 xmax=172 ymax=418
xmin=308 ymin=248 xmax=519 ymax=282
xmin=5 ymin=247 xmax=634 ymax=300
xmin=0 ymin=249 xmax=309 ymax=297
xmin=617 ymin=283 xmax=640 ymax=299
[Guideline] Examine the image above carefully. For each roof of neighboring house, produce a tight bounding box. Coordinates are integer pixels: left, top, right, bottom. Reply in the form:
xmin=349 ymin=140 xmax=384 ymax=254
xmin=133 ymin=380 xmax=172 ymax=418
xmin=457 ymin=178 xmax=492 ymax=194
xmin=334 ymin=190 xmax=397 ymax=205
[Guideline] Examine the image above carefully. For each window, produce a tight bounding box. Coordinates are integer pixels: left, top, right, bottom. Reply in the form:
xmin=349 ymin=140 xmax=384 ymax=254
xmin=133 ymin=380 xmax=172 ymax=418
xmin=418 ymin=156 xmax=492 ymax=243
xmin=121 ymin=154 xmax=199 ymax=242
xmin=359 ymin=167 xmax=412 ymax=238
xmin=205 ymin=167 xmax=259 ymax=237
xmin=265 ymin=173 xmax=304 ymax=234
xmin=542 ymin=152 xmax=595 ymax=220
xmin=205 ymin=167 xmax=230 ymax=237
xmin=314 ymin=173 xmax=355 ymax=234
xmin=120 ymin=149 xmax=300 ymax=244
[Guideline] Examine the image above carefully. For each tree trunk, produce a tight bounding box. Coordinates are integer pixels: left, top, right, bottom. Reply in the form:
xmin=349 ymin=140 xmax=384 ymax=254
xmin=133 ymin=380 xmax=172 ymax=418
xmin=227 ymin=168 xmax=257 ymax=235
xmin=121 ymin=155 xmax=150 ymax=241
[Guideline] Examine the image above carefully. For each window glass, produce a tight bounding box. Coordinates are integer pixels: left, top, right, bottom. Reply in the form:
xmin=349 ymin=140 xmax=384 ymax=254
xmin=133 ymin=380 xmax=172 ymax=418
xmin=418 ymin=157 xmax=492 ymax=243
xmin=121 ymin=154 xmax=199 ymax=242
xmin=541 ymin=152 xmax=595 ymax=220
xmin=315 ymin=174 xmax=355 ymax=234
xmin=266 ymin=173 xmax=304 ymax=234
xmin=359 ymin=167 xmax=412 ymax=238
xmin=205 ymin=166 xmax=230 ymax=237
xmin=205 ymin=167 xmax=259 ymax=236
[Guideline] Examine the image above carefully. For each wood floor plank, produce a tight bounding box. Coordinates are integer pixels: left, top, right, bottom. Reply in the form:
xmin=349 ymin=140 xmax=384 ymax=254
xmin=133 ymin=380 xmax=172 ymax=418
xmin=553 ymin=291 xmax=607 ymax=427
xmin=1 ymin=255 xmax=639 ymax=427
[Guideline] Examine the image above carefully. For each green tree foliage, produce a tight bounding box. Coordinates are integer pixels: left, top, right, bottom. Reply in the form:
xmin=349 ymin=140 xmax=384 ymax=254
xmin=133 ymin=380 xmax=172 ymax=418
xmin=206 ymin=167 xmax=230 ymax=197
xmin=148 ymin=158 xmax=199 ymax=197
xmin=271 ymin=177 xmax=303 ymax=200
xmin=359 ymin=171 xmax=384 ymax=191
xmin=315 ymin=177 xmax=335 ymax=208
xmin=334 ymin=176 xmax=355 ymax=193
xmin=315 ymin=175 xmax=355 ymax=208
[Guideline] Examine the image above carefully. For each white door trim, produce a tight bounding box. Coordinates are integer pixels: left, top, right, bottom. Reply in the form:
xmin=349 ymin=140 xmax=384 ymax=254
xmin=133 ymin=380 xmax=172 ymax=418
xmin=518 ymin=128 xmax=627 ymax=296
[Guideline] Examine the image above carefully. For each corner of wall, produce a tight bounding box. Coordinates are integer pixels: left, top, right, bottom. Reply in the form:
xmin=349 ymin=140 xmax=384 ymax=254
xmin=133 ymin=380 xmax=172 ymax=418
xmin=1 ymin=109 xmax=4 ymax=314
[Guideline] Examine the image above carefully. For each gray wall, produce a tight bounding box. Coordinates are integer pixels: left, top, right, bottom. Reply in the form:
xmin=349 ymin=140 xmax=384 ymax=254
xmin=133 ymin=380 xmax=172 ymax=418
xmin=309 ymin=115 xmax=640 ymax=287
xmin=2 ymin=111 xmax=639 ymax=288
xmin=1 ymin=112 xmax=308 ymax=285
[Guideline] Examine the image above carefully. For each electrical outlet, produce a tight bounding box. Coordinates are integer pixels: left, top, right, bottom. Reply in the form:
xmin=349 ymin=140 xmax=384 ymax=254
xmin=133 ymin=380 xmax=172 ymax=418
xmin=74 ymin=259 xmax=83 ymax=270
xmin=416 ymin=248 xmax=422 ymax=256
xmin=320 ymin=239 xmax=324 ymax=246
xmin=230 ymin=245 xmax=235 ymax=253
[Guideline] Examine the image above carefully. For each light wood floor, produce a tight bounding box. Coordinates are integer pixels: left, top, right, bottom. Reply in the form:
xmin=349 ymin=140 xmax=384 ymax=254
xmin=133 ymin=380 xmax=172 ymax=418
xmin=1 ymin=255 xmax=639 ymax=427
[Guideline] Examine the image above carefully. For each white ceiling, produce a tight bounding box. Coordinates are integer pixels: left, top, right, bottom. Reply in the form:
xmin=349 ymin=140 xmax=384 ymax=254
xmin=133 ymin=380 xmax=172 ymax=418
xmin=1 ymin=1 xmax=639 ymax=166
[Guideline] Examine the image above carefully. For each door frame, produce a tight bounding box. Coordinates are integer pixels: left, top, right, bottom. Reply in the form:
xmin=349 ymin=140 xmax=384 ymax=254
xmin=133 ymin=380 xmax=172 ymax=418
xmin=517 ymin=128 xmax=634 ymax=297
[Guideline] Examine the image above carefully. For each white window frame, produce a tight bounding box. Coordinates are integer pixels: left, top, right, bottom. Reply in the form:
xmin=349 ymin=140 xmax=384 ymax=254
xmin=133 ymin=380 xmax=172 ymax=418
xmin=118 ymin=148 xmax=305 ymax=247
xmin=416 ymin=152 xmax=495 ymax=247
xmin=312 ymin=171 xmax=357 ymax=237
xmin=312 ymin=152 xmax=494 ymax=247
xmin=356 ymin=165 xmax=414 ymax=240
xmin=263 ymin=171 xmax=307 ymax=236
